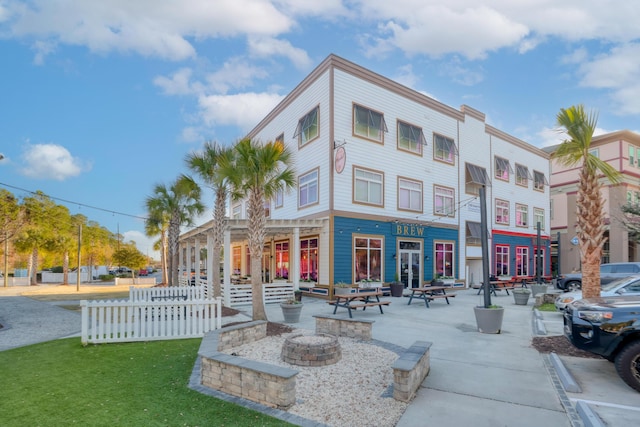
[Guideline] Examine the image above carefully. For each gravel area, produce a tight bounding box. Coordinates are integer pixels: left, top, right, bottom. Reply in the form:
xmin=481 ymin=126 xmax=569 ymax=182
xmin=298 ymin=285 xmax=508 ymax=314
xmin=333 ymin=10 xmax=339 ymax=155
xmin=222 ymin=329 xmax=408 ymax=427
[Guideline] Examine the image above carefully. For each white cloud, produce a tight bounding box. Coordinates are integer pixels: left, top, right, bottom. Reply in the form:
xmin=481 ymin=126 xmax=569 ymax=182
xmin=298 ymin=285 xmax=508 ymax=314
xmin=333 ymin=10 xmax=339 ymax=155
xmin=578 ymin=43 xmax=640 ymax=115
xmin=154 ymin=68 xmax=202 ymax=96
xmin=205 ymin=57 xmax=269 ymax=94
xmin=248 ymin=37 xmax=312 ymax=69
xmin=198 ymin=92 xmax=284 ymax=131
xmin=20 ymin=143 xmax=90 ymax=180
xmin=4 ymin=0 xmax=292 ymax=62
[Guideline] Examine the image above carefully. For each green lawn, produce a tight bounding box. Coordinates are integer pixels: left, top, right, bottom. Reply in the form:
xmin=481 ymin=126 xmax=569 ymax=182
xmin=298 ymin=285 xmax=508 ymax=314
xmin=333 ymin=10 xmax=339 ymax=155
xmin=0 ymin=338 xmax=292 ymax=427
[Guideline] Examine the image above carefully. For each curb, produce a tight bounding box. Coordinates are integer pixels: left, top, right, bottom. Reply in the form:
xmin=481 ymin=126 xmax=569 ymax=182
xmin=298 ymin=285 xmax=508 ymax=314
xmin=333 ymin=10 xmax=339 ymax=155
xmin=549 ymin=352 xmax=582 ymax=393
xmin=575 ymin=401 xmax=606 ymax=427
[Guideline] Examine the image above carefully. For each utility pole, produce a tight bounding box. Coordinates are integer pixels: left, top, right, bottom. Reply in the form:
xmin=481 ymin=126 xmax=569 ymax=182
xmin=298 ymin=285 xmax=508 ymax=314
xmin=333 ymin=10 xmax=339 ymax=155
xmin=76 ymin=224 xmax=82 ymax=292
xmin=3 ymin=231 xmax=8 ymax=288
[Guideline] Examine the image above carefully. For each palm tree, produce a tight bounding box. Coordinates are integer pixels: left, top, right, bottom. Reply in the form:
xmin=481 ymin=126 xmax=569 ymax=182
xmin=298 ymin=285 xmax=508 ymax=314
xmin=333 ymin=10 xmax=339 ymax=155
xmin=220 ymin=138 xmax=296 ymax=320
xmin=145 ymin=201 xmax=170 ymax=285
xmin=185 ymin=141 xmax=236 ymax=298
xmin=553 ymin=105 xmax=621 ymax=298
xmin=146 ymin=175 xmax=204 ymax=286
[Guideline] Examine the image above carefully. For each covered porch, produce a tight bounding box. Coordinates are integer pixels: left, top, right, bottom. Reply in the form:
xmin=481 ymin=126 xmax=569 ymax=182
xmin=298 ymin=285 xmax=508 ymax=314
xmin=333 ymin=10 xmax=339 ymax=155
xmin=178 ymin=218 xmax=329 ymax=306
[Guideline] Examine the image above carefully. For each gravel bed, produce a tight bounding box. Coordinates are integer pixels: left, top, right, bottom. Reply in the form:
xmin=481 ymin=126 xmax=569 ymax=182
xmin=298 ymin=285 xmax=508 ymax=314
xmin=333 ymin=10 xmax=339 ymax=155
xmin=223 ymin=329 xmax=408 ymax=427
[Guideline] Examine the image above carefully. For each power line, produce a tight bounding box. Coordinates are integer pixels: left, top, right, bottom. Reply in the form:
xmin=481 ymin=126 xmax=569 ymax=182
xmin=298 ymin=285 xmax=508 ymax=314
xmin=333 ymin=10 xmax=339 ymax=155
xmin=0 ymin=181 xmax=149 ymax=221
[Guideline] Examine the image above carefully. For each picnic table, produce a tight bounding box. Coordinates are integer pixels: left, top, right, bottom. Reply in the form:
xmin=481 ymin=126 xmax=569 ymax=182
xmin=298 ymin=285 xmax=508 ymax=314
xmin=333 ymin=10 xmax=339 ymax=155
xmin=407 ymin=285 xmax=455 ymax=308
xmin=328 ymin=289 xmax=390 ymax=318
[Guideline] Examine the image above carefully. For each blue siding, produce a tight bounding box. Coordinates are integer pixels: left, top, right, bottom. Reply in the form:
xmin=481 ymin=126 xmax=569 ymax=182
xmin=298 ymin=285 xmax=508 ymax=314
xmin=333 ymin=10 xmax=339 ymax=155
xmin=333 ymin=216 xmax=458 ymax=283
xmin=493 ymin=234 xmax=551 ymax=277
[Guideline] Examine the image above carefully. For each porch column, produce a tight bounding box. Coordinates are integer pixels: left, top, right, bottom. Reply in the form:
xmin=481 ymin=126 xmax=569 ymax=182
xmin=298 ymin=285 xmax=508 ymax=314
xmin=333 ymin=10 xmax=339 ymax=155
xmin=186 ymin=241 xmax=192 ymax=279
xmin=293 ymin=227 xmax=300 ymax=290
xmin=178 ymin=243 xmax=184 ymax=283
xmin=207 ymin=232 xmax=214 ymax=293
xmin=194 ymin=238 xmax=201 ymax=281
xmin=223 ymin=228 xmax=231 ymax=306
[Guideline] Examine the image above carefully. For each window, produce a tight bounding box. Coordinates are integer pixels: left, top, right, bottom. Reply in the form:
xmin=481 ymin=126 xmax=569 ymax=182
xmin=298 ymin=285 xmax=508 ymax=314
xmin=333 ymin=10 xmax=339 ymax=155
xmin=515 ymin=164 xmax=531 ymax=186
xmin=515 ymin=246 xmax=529 ymax=276
xmin=275 ymin=241 xmax=289 ymax=279
xmin=354 ymin=237 xmax=382 ymax=282
xmin=550 ymin=199 xmax=554 ymax=220
xmin=516 ymin=203 xmax=528 ymax=227
xmin=354 ymin=104 xmax=387 ymax=142
xmin=533 ymin=170 xmax=547 ymax=191
xmin=495 ymin=156 xmax=512 ymax=181
xmin=294 ymin=106 xmax=319 ymax=146
xmin=534 ymin=208 xmax=544 ymax=229
xmin=434 ymin=241 xmax=454 ymax=277
xmin=232 ymin=204 xmax=242 ymax=219
xmin=434 ymin=134 xmax=457 ymax=163
xmin=397 ymin=121 xmax=425 ymax=154
xmin=300 ymin=237 xmax=318 ymax=281
xmin=434 ymin=186 xmax=455 ymax=216
xmin=466 ymin=221 xmax=482 ymax=246
xmin=354 ymin=167 xmax=383 ymax=206
xmin=496 ymin=199 xmax=509 ymax=225
xmin=465 ymin=163 xmax=490 ymax=195
xmin=629 ymin=146 xmax=635 ymax=166
xmin=275 ymin=188 xmax=283 ymax=208
xmin=299 ymin=169 xmax=319 ymax=208
xmin=398 ymin=178 xmax=422 ymax=212
xmin=495 ymin=245 xmax=509 ymax=276
xmin=232 ymin=246 xmax=241 ymax=275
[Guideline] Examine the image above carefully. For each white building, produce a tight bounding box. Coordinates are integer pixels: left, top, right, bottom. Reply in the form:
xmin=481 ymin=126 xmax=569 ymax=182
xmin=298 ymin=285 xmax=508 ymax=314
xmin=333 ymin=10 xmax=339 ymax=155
xmin=179 ymin=54 xmax=551 ymax=297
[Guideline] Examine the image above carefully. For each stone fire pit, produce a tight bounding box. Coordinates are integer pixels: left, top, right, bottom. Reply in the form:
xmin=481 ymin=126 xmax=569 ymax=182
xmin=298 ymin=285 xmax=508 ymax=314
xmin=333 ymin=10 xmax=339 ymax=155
xmin=281 ymin=333 xmax=342 ymax=366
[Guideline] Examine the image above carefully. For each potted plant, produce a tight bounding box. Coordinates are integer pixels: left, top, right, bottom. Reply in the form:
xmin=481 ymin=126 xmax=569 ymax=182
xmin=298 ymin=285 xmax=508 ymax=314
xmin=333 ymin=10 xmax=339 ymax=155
xmin=473 ymin=304 xmax=505 ymax=334
xmin=431 ymin=274 xmax=444 ymax=286
xmin=334 ymin=282 xmax=352 ymax=295
xmin=440 ymin=276 xmax=456 ymax=286
xmin=530 ymin=282 xmax=548 ymax=297
xmin=273 ymin=275 xmax=289 ymax=283
xmin=280 ymin=298 xmax=303 ymax=323
xmin=389 ymin=273 xmax=404 ymax=297
xmin=512 ymin=288 xmax=531 ymax=305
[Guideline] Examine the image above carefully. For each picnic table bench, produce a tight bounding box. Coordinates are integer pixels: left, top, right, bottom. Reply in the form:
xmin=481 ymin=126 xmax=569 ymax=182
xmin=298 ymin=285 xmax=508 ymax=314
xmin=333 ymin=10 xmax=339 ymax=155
xmin=328 ymin=290 xmax=389 ymax=318
xmin=407 ymin=286 xmax=455 ymax=308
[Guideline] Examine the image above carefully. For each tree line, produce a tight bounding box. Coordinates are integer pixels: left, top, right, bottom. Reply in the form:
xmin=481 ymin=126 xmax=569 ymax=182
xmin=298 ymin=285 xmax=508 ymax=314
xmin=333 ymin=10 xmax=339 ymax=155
xmin=0 ymin=189 xmax=147 ymax=286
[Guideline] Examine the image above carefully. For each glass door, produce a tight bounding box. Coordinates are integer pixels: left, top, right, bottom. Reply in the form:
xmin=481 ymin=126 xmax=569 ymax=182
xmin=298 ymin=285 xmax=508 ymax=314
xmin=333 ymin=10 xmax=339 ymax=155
xmin=399 ymin=241 xmax=422 ymax=288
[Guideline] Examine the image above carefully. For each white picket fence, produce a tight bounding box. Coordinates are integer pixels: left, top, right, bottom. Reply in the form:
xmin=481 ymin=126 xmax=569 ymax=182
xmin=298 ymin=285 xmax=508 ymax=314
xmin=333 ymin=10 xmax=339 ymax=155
xmin=80 ymin=297 xmax=222 ymax=345
xmin=129 ymin=285 xmax=213 ymax=302
xmin=175 ymin=279 xmax=295 ymax=307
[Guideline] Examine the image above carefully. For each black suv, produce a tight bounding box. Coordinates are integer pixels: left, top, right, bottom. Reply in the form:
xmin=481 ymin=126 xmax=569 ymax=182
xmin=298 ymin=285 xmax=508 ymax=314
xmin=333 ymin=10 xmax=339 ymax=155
xmin=557 ymin=262 xmax=640 ymax=291
xmin=564 ymin=295 xmax=640 ymax=392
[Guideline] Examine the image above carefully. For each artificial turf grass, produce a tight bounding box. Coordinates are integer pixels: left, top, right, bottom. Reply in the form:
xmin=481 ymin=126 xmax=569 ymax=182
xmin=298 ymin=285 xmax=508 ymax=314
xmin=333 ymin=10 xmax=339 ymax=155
xmin=0 ymin=338 xmax=292 ymax=427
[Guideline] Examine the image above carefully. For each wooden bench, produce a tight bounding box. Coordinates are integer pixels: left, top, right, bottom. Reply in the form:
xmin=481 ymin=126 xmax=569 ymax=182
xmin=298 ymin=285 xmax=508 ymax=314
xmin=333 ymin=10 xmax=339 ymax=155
xmin=348 ymin=301 xmax=391 ymax=309
xmin=328 ymin=292 xmax=390 ymax=318
xmin=426 ymin=294 xmax=456 ymax=303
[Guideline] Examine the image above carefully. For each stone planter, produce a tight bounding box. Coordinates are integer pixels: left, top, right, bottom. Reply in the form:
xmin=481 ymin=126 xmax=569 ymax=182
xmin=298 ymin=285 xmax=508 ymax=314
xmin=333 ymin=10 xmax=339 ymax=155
xmin=530 ymin=284 xmax=548 ymax=297
xmin=280 ymin=303 xmax=303 ymax=323
xmin=512 ymin=289 xmax=531 ymax=305
xmin=473 ymin=306 xmax=505 ymax=334
xmin=390 ymin=282 xmax=404 ymax=297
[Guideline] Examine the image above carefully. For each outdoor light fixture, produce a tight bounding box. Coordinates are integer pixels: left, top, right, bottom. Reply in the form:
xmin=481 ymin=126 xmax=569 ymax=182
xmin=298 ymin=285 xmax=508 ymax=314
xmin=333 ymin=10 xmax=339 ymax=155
xmin=392 ymin=253 xmax=397 ymax=260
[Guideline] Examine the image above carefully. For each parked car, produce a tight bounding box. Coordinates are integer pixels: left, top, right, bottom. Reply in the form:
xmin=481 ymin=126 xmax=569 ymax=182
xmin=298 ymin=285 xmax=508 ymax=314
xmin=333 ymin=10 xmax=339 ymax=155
xmin=138 ymin=269 xmax=148 ymax=276
xmin=556 ymin=262 xmax=640 ymax=291
xmin=564 ymin=295 xmax=640 ymax=392
xmin=555 ymin=274 xmax=640 ymax=310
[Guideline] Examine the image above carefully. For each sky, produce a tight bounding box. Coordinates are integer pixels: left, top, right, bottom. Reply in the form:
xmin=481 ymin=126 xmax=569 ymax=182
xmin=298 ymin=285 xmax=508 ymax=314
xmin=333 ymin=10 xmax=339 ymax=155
xmin=1 ymin=0 xmax=640 ymax=260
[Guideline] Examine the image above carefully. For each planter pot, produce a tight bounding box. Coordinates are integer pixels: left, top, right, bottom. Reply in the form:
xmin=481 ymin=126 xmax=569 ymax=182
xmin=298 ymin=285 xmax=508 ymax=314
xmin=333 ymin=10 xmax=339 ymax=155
xmin=390 ymin=282 xmax=404 ymax=297
xmin=280 ymin=303 xmax=303 ymax=323
xmin=473 ymin=306 xmax=505 ymax=334
xmin=530 ymin=284 xmax=548 ymax=297
xmin=334 ymin=287 xmax=352 ymax=295
xmin=294 ymin=291 xmax=303 ymax=302
xmin=513 ymin=290 xmax=531 ymax=305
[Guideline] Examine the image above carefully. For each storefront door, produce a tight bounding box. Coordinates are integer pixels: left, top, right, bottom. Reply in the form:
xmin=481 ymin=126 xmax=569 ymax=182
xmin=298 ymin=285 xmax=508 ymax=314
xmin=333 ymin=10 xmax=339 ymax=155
xmin=399 ymin=241 xmax=422 ymax=288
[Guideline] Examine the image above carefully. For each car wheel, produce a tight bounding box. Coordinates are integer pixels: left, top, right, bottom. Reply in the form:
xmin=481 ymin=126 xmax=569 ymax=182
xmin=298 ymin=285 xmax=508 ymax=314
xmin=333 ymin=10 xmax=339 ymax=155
xmin=614 ymin=340 xmax=640 ymax=392
xmin=565 ymin=281 xmax=581 ymax=292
